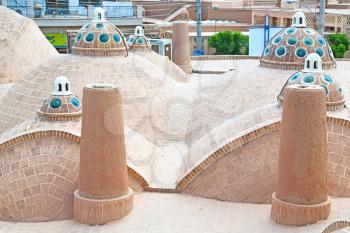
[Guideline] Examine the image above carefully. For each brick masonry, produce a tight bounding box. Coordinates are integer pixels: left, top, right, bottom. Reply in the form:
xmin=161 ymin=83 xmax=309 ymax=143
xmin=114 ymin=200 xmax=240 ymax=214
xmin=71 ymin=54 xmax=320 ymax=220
xmin=0 ymin=137 xmax=79 ymax=221
xmin=0 ymin=133 xmax=147 ymax=222
xmin=181 ymin=119 xmax=350 ymax=204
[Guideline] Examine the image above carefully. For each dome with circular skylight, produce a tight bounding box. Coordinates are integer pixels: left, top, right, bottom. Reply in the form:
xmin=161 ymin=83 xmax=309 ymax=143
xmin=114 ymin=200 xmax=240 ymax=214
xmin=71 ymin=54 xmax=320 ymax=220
xmin=260 ymin=12 xmax=336 ymax=70
xmin=37 ymin=76 xmax=82 ymax=121
xmin=129 ymin=25 xmax=152 ymax=52
xmin=277 ymin=53 xmax=344 ymax=111
xmin=72 ymin=7 xmax=128 ymax=56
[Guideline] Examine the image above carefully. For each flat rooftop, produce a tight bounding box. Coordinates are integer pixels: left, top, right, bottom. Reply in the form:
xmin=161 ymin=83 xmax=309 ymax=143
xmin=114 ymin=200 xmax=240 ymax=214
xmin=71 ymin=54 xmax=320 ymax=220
xmin=0 ymin=192 xmax=350 ymax=233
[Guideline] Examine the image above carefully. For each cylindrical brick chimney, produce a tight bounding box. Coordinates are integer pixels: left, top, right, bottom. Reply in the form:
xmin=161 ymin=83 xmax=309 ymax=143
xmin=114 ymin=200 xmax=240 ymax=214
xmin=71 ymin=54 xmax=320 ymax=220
xmin=271 ymin=85 xmax=331 ymax=226
xmin=74 ymin=84 xmax=133 ymax=225
xmin=172 ymin=21 xmax=192 ymax=74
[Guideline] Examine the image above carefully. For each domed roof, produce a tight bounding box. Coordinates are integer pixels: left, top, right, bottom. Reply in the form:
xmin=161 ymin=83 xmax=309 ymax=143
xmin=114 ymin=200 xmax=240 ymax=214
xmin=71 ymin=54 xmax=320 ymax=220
xmin=0 ymin=6 xmax=58 ymax=83
xmin=37 ymin=76 xmax=82 ymax=121
xmin=260 ymin=12 xmax=336 ymax=70
xmin=278 ymin=53 xmax=344 ymax=111
xmin=129 ymin=26 xmax=152 ymax=52
xmin=72 ymin=7 xmax=128 ymax=57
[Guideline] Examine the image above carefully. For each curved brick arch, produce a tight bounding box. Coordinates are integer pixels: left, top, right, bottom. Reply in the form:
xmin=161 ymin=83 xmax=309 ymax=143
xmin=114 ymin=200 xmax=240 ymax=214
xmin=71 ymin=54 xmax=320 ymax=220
xmin=177 ymin=117 xmax=350 ymax=203
xmin=0 ymin=131 xmax=149 ymax=190
xmin=177 ymin=122 xmax=281 ymax=191
xmin=0 ymin=131 xmax=148 ymax=221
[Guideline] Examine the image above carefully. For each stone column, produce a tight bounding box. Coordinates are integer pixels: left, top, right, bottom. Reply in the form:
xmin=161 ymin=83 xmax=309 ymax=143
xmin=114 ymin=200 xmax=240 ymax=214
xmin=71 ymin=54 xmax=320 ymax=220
xmin=271 ymin=85 xmax=330 ymax=226
xmin=74 ymin=84 xmax=133 ymax=225
xmin=172 ymin=21 xmax=192 ymax=74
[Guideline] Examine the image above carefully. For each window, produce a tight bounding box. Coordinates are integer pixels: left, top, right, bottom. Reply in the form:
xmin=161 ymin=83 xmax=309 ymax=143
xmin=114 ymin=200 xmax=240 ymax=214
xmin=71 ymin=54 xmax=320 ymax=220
xmin=66 ymin=83 xmax=69 ymax=91
xmin=58 ymin=83 xmax=62 ymax=92
xmin=314 ymin=61 xmax=318 ymax=69
xmin=79 ymin=0 xmax=102 ymax=7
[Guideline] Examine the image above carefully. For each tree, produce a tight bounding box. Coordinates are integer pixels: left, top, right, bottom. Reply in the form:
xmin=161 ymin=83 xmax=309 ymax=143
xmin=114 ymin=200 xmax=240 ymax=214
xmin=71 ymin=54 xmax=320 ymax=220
xmin=327 ymin=33 xmax=349 ymax=58
xmin=208 ymin=31 xmax=249 ymax=55
xmin=331 ymin=44 xmax=346 ymax=58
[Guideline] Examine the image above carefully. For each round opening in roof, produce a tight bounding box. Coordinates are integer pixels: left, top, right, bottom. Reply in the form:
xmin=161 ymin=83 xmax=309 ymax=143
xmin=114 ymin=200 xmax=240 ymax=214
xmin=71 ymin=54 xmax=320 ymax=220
xmin=275 ymin=46 xmax=286 ymax=57
xmin=76 ymin=32 xmax=82 ymax=42
xmin=302 ymin=74 xmax=316 ymax=84
xmin=99 ymin=33 xmax=109 ymax=43
xmin=50 ymin=98 xmax=62 ymax=109
xmin=287 ymin=37 xmax=298 ymax=46
xmin=315 ymin=48 xmax=324 ymax=57
xmin=85 ymin=33 xmax=95 ymax=43
xmin=273 ymin=36 xmax=282 ymax=45
xmin=285 ymin=27 xmax=296 ymax=35
xmin=264 ymin=46 xmax=270 ymax=56
xmin=303 ymin=37 xmax=314 ymax=47
xmin=70 ymin=97 xmax=81 ymax=108
xmin=318 ymin=36 xmax=326 ymax=46
xmin=323 ymin=74 xmax=334 ymax=84
xmin=289 ymin=72 xmax=302 ymax=83
xmin=137 ymin=37 xmax=143 ymax=44
xmin=96 ymin=23 xmax=104 ymax=29
xmin=113 ymin=34 xmax=121 ymax=43
xmin=295 ymin=47 xmax=307 ymax=58
xmin=303 ymin=28 xmax=315 ymax=35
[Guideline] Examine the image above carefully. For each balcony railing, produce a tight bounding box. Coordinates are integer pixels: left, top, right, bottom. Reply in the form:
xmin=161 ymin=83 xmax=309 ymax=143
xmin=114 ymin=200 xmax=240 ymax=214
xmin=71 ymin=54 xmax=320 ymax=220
xmin=6 ymin=5 xmax=140 ymax=19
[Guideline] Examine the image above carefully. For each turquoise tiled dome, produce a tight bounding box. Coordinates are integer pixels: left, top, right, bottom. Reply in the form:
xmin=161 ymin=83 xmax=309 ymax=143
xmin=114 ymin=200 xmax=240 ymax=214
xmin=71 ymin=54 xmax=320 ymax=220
xmin=260 ymin=12 xmax=336 ymax=70
xmin=72 ymin=7 xmax=128 ymax=56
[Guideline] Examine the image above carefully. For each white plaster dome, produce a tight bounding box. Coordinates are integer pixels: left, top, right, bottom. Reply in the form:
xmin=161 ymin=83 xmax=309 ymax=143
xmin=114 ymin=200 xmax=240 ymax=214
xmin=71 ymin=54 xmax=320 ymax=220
xmin=278 ymin=53 xmax=344 ymax=111
xmin=72 ymin=7 xmax=128 ymax=56
xmin=260 ymin=12 xmax=336 ymax=70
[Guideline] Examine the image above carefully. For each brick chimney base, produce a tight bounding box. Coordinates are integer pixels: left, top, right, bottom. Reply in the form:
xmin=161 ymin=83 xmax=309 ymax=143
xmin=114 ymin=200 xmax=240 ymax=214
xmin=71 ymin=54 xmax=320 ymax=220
xmin=271 ymin=192 xmax=331 ymax=226
xmin=74 ymin=189 xmax=133 ymax=225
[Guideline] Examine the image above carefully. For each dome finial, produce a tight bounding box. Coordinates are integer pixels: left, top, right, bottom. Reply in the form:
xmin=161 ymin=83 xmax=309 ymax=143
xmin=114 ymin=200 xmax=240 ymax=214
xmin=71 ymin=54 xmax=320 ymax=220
xmin=52 ymin=76 xmax=72 ymax=96
xmin=134 ymin=26 xmax=144 ymax=37
xmin=292 ymin=11 xmax=307 ymax=27
xmin=93 ymin=7 xmax=107 ymax=22
xmin=303 ymin=53 xmax=323 ymax=72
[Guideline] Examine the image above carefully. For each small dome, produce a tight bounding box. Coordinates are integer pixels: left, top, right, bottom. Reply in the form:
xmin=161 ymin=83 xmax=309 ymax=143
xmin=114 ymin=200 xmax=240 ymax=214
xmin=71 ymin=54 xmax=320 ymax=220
xmin=72 ymin=7 xmax=128 ymax=57
xmin=129 ymin=26 xmax=152 ymax=52
xmin=135 ymin=26 xmax=144 ymax=37
xmin=37 ymin=76 xmax=82 ymax=121
xmin=278 ymin=55 xmax=344 ymax=111
xmin=260 ymin=12 xmax=336 ymax=70
xmin=52 ymin=76 xmax=72 ymax=95
xmin=92 ymin=7 xmax=107 ymax=22
xmin=292 ymin=11 xmax=307 ymax=27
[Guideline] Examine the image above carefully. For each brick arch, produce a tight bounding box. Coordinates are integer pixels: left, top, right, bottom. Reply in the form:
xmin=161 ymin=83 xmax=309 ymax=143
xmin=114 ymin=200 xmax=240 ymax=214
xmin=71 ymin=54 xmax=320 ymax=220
xmin=177 ymin=122 xmax=281 ymax=191
xmin=177 ymin=117 xmax=350 ymax=203
xmin=0 ymin=131 xmax=148 ymax=221
xmin=0 ymin=131 xmax=149 ymax=190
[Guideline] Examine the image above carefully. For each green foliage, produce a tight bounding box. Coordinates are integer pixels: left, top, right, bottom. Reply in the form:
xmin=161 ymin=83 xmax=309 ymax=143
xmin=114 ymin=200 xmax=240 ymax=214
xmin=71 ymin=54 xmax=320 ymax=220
xmin=327 ymin=33 xmax=349 ymax=58
xmin=208 ymin=31 xmax=249 ymax=55
xmin=331 ymin=44 xmax=346 ymax=58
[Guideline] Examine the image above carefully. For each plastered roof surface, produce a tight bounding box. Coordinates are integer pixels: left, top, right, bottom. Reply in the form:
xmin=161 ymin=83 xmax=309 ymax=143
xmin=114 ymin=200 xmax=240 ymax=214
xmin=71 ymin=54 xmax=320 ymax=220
xmin=0 ymin=6 xmax=58 ymax=83
xmin=0 ymin=59 xmax=349 ymax=189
